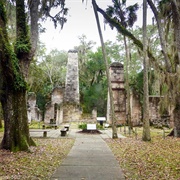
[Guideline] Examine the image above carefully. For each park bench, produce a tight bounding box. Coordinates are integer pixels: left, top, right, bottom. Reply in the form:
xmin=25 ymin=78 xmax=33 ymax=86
xmin=64 ymin=124 xmax=70 ymax=131
xmin=30 ymin=130 xmax=50 ymax=137
xmin=60 ymin=128 xmax=67 ymax=136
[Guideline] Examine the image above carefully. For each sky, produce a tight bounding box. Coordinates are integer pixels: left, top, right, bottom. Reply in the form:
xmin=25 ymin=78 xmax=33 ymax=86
xmin=40 ymin=0 xmax=152 ymax=53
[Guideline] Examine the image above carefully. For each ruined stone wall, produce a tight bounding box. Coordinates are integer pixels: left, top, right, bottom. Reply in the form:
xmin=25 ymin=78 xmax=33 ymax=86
xmin=27 ymin=92 xmax=41 ymax=122
xmin=131 ymin=94 xmax=173 ymax=127
xmin=131 ymin=93 xmax=142 ymax=126
xmin=44 ymin=102 xmax=54 ymax=124
xmin=131 ymin=94 xmax=162 ymax=126
xmin=63 ymin=103 xmax=81 ymax=123
xmin=107 ymin=62 xmax=126 ymax=124
xmin=149 ymin=96 xmax=173 ymax=128
xmin=44 ymin=87 xmax=64 ymax=124
xmin=149 ymin=96 xmax=160 ymax=122
xmin=51 ymin=87 xmax=64 ymax=104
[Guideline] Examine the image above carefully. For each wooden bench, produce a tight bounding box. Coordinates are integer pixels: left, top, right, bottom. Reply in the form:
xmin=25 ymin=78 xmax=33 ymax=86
xmin=60 ymin=128 xmax=67 ymax=136
xmin=64 ymin=124 xmax=70 ymax=131
xmin=30 ymin=130 xmax=50 ymax=137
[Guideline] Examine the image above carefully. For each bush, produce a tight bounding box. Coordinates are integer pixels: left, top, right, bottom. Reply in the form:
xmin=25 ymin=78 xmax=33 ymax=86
xmin=78 ymin=123 xmax=87 ymax=130
xmin=96 ymin=124 xmax=104 ymax=130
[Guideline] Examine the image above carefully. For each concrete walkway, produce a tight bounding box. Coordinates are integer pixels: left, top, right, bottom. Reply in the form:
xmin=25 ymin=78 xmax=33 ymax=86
xmin=50 ymin=129 xmax=125 ymax=180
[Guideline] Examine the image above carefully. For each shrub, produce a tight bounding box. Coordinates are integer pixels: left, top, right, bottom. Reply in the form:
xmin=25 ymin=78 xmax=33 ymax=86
xmin=78 ymin=123 xmax=87 ymax=130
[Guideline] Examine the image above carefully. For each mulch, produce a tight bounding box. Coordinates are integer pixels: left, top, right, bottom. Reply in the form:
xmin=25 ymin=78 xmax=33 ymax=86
xmin=77 ymin=129 xmax=102 ymax=134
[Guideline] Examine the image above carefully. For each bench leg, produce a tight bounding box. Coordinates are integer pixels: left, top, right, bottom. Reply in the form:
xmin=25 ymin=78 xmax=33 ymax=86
xmin=43 ymin=131 xmax=47 ymax=137
xmin=61 ymin=131 xmax=66 ymax=136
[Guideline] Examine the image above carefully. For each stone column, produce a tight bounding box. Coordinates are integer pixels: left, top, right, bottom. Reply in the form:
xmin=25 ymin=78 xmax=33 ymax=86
xmin=92 ymin=107 xmax=97 ymax=122
xmin=106 ymin=62 xmax=126 ymax=125
xmin=64 ymin=50 xmax=79 ymax=104
xmin=63 ymin=50 xmax=81 ymax=122
xmin=28 ymin=92 xmax=38 ymax=122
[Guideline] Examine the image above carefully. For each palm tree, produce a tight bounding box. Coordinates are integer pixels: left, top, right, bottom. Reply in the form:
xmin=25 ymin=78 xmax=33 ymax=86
xmin=92 ymin=0 xmax=118 ymax=138
xmin=142 ymin=0 xmax=151 ymax=141
xmin=105 ymin=0 xmax=139 ymax=130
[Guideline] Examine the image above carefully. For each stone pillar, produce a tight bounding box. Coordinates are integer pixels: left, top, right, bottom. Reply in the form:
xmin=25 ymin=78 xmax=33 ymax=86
xmin=107 ymin=62 xmax=126 ymax=124
xmin=56 ymin=104 xmax=63 ymax=125
xmin=64 ymin=50 xmax=79 ymax=104
xmin=92 ymin=107 xmax=97 ymax=122
xmin=28 ymin=92 xmax=38 ymax=121
xmin=63 ymin=50 xmax=81 ymax=122
xmin=27 ymin=104 xmax=31 ymax=123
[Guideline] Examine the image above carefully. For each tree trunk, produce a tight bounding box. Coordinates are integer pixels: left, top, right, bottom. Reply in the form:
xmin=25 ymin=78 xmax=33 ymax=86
xmin=1 ymin=89 xmax=34 ymax=151
xmin=29 ymin=0 xmax=40 ymax=57
xmin=95 ymin=2 xmax=163 ymax=72
xmin=0 ymin=0 xmax=35 ymax=151
xmin=147 ymin=0 xmax=172 ymax=72
xmin=171 ymin=1 xmax=180 ymax=137
xmin=92 ymin=0 xmax=118 ymax=138
xmin=147 ymin=0 xmax=180 ymax=137
xmin=0 ymin=120 xmax=2 ymax=129
xmin=174 ymin=95 xmax=180 ymax=137
xmin=142 ymin=0 xmax=151 ymax=141
xmin=0 ymin=103 xmax=2 ymax=128
xmin=124 ymin=36 xmax=132 ymax=129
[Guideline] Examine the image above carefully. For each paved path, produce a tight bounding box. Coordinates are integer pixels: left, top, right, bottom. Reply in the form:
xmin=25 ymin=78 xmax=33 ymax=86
xmin=50 ymin=129 xmax=125 ymax=180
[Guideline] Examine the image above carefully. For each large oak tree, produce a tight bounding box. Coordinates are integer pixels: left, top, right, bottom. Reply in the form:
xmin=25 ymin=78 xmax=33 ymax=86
xmin=0 ymin=0 xmax=33 ymax=151
xmin=147 ymin=0 xmax=180 ymax=137
xmin=0 ymin=0 xmax=67 ymax=151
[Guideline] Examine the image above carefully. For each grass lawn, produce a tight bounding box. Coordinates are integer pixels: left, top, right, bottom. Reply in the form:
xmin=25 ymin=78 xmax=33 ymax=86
xmin=106 ymin=127 xmax=180 ymax=180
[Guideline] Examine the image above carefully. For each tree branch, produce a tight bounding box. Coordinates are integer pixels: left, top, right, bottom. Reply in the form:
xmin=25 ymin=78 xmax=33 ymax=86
xmin=147 ymin=0 xmax=172 ymax=72
xmin=93 ymin=0 xmax=162 ymax=71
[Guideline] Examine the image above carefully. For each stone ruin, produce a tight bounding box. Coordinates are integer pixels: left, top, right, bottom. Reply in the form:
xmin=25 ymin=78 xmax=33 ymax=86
xmin=27 ymin=92 xmax=41 ymax=123
xmin=64 ymin=50 xmax=80 ymax=104
xmin=27 ymin=49 xmax=173 ymax=127
xmin=131 ymin=95 xmax=173 ymax=128
xmin=130 ymin=93 xmax=142 ymax=126
xmin=63 ymin=50 xmax=81 ymax=122
xmin=43 ymin=50 xmax=82 ymax=124
xmin=44 ymin=87 xmax=64 ymax=125
xmin=106 ymin=62 xmax=173 ymax=128
xmin=107 ymin=62 xmax=126 ymax=124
